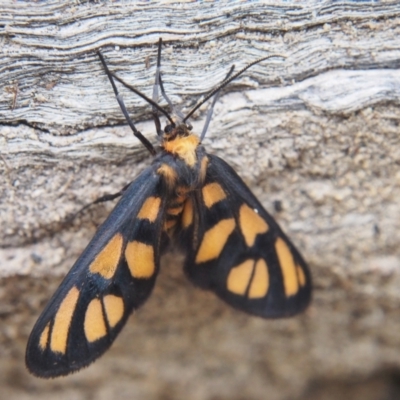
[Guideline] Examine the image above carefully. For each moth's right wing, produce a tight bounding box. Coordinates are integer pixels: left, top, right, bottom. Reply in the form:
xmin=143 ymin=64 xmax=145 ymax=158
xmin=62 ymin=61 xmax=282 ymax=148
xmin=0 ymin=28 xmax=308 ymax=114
xmin=26 ymin=165 xmax=167 ymax=378
xmin=180 ymin=154 xmax=311 ymax=318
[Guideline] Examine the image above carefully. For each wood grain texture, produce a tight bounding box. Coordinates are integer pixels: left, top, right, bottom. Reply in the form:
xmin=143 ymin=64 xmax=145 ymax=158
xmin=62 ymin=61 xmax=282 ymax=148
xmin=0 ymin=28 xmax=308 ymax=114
xmin=1 ymin=1 xmax=400 ymax=400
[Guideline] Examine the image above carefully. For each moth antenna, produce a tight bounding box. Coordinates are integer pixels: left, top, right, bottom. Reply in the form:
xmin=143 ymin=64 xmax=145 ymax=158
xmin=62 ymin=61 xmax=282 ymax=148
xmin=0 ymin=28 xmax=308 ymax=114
xmin=98 ymin=50 xmax=157 ymax=155
xmin=183 ymin=53 xmax=286 ymax=123
xmin=99 ymin=51 xmax=175 ymax=126
xmin=155 ymin=40 xmax=187 ymax=125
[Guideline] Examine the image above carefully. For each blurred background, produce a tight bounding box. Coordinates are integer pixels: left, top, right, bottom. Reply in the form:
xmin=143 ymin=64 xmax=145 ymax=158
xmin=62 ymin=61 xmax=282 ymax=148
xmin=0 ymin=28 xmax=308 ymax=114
xmin=1 ymin=1 xmax=400 ymax=399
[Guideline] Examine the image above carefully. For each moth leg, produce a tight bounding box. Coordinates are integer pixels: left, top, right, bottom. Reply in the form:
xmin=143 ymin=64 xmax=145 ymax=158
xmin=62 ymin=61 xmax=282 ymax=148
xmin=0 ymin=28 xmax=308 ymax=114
xmin=151 ymin=38 xmax=163 ymax=136
xmin=68 ymin=183 xmax=131 ymax=222
xmin=90 ymin=185 xmax=130 ymax=205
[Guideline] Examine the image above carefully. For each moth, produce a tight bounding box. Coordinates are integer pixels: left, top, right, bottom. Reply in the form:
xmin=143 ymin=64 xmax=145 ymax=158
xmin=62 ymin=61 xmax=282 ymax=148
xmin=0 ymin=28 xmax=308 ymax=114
xmin=26 ymin=39 xmax=311 ymax=378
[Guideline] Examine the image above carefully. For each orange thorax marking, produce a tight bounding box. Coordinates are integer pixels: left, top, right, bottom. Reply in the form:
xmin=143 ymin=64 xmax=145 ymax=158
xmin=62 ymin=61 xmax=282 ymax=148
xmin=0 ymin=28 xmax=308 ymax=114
xmin=162 ymin=134 xmax=200 ymax=167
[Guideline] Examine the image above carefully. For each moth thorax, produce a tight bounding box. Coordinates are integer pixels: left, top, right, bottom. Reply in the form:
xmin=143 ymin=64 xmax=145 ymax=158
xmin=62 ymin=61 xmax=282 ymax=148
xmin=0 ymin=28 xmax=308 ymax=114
xmin=161 ymin=134 xmax=200 ymax=167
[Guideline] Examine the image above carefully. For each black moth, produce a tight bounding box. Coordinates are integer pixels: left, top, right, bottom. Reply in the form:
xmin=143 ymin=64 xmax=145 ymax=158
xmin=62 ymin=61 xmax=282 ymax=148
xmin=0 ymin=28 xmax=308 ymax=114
xmin=26 ymin=39 xmax=311 ymax=378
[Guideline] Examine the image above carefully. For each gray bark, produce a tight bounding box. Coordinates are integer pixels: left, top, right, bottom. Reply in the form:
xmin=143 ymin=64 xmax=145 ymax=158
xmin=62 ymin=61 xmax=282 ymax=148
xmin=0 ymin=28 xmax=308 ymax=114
xmin=1 ymin=1 xmax=400 ymax=399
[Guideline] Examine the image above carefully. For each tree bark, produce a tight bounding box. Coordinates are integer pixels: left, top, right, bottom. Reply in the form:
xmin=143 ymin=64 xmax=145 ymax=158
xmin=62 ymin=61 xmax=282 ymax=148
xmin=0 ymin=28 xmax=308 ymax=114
xmin=1 ymin=1 xmax=400 ymax=399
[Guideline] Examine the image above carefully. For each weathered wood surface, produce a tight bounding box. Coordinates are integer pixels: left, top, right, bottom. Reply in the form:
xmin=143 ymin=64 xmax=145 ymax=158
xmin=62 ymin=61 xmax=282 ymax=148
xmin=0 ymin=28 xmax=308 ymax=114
xmin=1 ymin=1 xmax=400 ymax=400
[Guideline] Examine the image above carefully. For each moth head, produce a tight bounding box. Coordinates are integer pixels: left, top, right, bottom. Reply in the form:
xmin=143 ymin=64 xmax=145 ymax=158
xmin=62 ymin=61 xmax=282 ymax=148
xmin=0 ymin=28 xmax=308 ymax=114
xmin=163 ymin=121 xmax=193 ymax=141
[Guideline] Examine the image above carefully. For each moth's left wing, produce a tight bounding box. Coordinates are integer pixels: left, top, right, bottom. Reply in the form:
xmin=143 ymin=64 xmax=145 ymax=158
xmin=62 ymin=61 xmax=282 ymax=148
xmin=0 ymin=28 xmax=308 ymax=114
xmin=26 ymin=166 xmax=167 ymax=377
xmin=181 ymin=154 xmax=311 ymax=318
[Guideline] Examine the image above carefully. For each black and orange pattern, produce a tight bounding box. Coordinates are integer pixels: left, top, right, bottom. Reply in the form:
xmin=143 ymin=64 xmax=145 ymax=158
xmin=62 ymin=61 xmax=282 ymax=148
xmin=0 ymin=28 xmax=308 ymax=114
xmin=26 ymin=39 xmax=311 ymax=378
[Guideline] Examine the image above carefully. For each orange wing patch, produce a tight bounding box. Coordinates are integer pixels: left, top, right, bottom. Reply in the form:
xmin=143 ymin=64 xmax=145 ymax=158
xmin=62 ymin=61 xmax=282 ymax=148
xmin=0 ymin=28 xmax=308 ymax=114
xmin=50 ymin=286 xmax=80 ymax=354
xmin=84 ymin=295 xmax=125 ymax=343
xmin=181 ymin=198 xmax=194 ymax=228
xmin=227 ymin=259 xmax=253 ymax=295
xmin=89 ymin=233 xmax=123 ymax=279
xmin=275 ymin=237 xmax=299 ymax=297
xmin=84 ymin=298 xmax=107 ymax=342
xmin=296 ymin=265 xmax=307 ymax=287
xmin=199 ymin=156 xmax=209 ymax=183
xmin=202 ymin=182 xmax=227 ymax=208
xmin=103 ymin=295 xmax=124 ymax=328
xmin=239 ymin=204 xmax=269 ymax=247
xmin=137 ymin=196 xmax=162 ymax=222
xmin=125 ymin=241 xmax=155 ymax=278
xmin=227 ymin=258 xmax=269 ymax=299
xmin=248 ymin=259 xmax=269 ymax=298
xmin=195 ymin=218 xmax=235 ymax=263
xmin=39 ymin=323 xmax=50 ymax=351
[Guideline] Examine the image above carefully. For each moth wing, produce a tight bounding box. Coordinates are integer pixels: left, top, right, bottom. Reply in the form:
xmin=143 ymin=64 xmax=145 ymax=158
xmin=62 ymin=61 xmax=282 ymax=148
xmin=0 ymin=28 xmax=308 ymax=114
xmin=182 ymin=154 xmax=311 ymax=318
xmin=26 ymin=166 xmax=166 ymax=377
